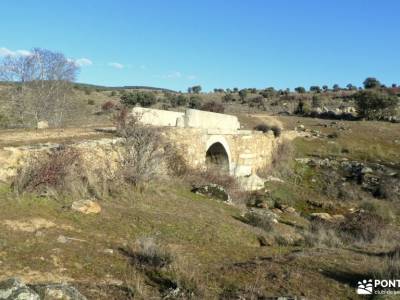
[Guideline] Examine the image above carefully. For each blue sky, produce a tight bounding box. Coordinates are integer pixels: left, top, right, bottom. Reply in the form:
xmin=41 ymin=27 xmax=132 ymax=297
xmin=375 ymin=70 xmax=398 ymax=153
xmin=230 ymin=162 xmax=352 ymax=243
xmin=0 ymin=0 xmax=399 ymax=91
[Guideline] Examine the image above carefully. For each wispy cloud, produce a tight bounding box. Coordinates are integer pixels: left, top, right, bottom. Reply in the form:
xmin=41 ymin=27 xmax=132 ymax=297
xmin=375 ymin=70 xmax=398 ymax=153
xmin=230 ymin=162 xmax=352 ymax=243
xmin=74 ymin=58 xmax=93 ymax=67
xmin=108 ymin=62 xmax=124 ymax=69
xmin=0 ymin=47 xmax=32 ymax=57
xmin=154 ymin=71 xmax=198 ymax=81
xmin=139 ymin=64 xmax=147 ymax=70
xmin=154 ymin=71 xmax=182 ymax=79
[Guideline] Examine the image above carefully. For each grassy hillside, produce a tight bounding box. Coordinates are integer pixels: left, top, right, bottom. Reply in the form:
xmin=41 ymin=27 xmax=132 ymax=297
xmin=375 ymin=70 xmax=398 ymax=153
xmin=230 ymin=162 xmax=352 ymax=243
xmin=0 ymin=114 xmax=399 ymax=299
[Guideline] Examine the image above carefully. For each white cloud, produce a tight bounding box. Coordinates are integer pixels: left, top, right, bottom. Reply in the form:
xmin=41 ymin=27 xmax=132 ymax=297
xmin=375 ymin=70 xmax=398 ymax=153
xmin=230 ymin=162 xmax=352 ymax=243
xmin=108 ymin=62 xmax=124 ymax=69
xmin=0 ymin=47 xmax=32 ymax=57
xmin=165 ymin=71 xmax=182 ymax=79
xmin=139 ymin=64 xmax=147 ymax=70
xmin=74 ymin=58 xmax=93 ymax=67
xmin=187 ymin=75 xmax=196 ymax=80
xmin=15 ymin=49 xmax=32 ymax=56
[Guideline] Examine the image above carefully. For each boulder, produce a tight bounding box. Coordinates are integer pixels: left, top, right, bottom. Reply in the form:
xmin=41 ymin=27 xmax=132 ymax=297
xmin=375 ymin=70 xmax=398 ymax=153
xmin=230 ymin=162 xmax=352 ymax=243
xmin=237 ymin=173 xmax=266 ymax=191
xmin=0 ymin=278 xmax=39 ymax=300
xmin=310 ymin=212 xmax=345 ymax=223
xmin=191 ymin=184 xmax=231 ymax=202
xmin=33 ymin=283 xmax=87 ymax=300
xmin=361 ymin=167 xmax=373 ymax=174
xmin=71 ymin=200 xmax=101 ymax=214
xmin=37 ymin=120 xmax=49 ymax=130
xmin=310 ymin=212 xmax=333 ymax=222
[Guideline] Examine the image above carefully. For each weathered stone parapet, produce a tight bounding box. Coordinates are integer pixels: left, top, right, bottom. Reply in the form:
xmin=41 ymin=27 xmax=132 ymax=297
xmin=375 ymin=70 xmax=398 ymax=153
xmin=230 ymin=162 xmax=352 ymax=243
xmin=133 ymin=107 xmax=241 ymax=131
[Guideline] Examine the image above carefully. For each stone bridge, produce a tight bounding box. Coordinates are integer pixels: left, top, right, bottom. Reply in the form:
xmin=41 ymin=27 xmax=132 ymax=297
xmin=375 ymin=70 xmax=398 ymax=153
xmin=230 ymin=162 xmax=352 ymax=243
xmin=133 ymin=107 xmax=281 ymax=177
xmin=0 ymin=108 xmax=286 ymax=190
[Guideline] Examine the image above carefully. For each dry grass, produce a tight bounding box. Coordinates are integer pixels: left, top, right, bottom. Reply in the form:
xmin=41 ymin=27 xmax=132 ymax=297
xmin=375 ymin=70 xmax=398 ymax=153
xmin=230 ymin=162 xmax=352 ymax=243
xmin=258 ymin=139 xmax=295 ymax=179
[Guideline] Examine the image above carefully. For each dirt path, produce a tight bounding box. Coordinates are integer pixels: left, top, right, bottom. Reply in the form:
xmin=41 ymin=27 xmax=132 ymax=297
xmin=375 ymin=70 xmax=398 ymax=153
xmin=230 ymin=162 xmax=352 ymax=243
xmin=0 ymin=125 xmax=115 ymax=148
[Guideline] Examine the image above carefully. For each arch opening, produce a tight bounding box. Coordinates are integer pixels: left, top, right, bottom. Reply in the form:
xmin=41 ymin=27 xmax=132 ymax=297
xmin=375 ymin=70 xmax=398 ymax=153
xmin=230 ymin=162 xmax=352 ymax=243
xmin=205 ymin=142 xmax=229 ymax=173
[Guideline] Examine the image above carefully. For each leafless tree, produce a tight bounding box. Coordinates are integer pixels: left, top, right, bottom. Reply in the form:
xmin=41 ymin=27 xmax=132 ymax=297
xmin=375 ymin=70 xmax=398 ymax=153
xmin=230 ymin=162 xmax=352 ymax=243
xmin=0 ymin=48 xmax=79 ymax=127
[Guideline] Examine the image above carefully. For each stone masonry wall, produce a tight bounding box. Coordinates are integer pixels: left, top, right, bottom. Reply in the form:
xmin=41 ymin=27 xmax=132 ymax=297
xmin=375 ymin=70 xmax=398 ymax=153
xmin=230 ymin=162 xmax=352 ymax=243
xmin=0 ymin=128 xmax=283 ymax=183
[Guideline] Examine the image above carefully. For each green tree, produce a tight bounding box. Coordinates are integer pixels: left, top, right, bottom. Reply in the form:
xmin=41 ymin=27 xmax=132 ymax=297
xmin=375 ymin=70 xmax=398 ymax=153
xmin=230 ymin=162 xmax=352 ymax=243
xmin=190 ymin=85 xmax=202 ymax=94
xmin=295 ymin=86 xmax=306 ymax=93
xmin=322 ymin=85 xmax=328 ymax=92
xmin=332 ymin=84 xmax=340 ymax=91
xmin=223 ymin=93 xmax=234 ymax=102
xmin=188 ymin=95 xmax=202 ymax=109
xmin=238 ymin=89 xmax=248 ymax=102
xmin=354 ymin=90 xmax=399 ymax=120
xmin=312 ymin=95 xmax=322 ymax=108
xmin=121 ymin=92 xmax=157 ymax=107
xmin=363 ymin=77 xmax=381 ymax=89
xmin=310 ymin=86 xmax=321 ymax=93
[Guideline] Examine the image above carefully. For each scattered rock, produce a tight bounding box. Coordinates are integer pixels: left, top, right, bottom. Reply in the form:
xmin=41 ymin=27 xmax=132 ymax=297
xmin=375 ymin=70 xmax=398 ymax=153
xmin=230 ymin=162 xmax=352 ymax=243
xmin=274 ymin=223 xmax=304 ymax=246
xmin=71 ymin=200 xmax=101 ymax=214
xmin=257 ymin=235 xmax=273 ymax=247
xmin=283 ymin=206 xmax=296 ymax=214
xmin=2 ymin=218 xmax=55 ymax=233
xmin=0 ymin=278 xmax=39 ymax=300
xmin=265 ymin=176 xmax=284 ymax=183
xmin=103 ymin=249 xmax=114 ymax=255
xmin=361 ymin=167 xmax=373 ymax=174
xmin=237 ymin=173 xmax=266 ymax=191
xmin=310 ymin=212 xmax=345 ymax=223
xmin=331 ymin=214 xmax=345 ymax=222
xmin=37 ymin=121 xmax=49 ymax=130
xmin=57 ymin=235 xmax=68 ymax=244
xmin=191 ymin=184 xmax=231 ymax=202
xmin=271 ymin=208 xmax=283 ymax=214
xmin=33 ymin=283 xmax=87 ymax=300
xmin=310 ymin=212 xmax=333 ymax=222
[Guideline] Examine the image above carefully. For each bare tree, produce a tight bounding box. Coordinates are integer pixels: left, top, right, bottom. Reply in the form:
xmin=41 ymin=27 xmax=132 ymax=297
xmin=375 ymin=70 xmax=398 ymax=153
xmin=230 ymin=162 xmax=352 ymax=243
xmin=0 ymin=48 xmax=79 ymax=127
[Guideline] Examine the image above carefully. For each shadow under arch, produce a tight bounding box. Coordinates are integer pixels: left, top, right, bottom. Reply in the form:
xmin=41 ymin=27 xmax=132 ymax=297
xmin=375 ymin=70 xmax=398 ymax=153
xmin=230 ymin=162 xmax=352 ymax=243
xmin=205 ymin=142 xmax=230 ymax=173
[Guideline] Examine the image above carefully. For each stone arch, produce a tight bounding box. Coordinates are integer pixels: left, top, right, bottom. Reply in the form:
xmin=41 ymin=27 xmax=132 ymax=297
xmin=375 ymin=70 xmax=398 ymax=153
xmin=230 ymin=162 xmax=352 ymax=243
xmin=205 ymin=136 xmax=232 ymax=174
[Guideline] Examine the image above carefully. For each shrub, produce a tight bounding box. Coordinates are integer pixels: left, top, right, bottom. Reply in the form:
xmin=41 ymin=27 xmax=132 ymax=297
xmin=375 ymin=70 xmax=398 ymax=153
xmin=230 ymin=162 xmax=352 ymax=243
xmin=311 ymin=95 xmax=322 ymax=108
xmin=101 ymin=100 xmax=115 ymax=111
xmin=253 ymin=123 xmax=281 ymax=137
xmin=200 ymin=101 xmax=225 ymax=113
xmin=354 ymin=90 xmax=399 ymax=120
xmin=121 ymin=92 xmax=157 ymax=107
xmin=271 ymin=126 xmax=281 ymax=137
xmin=13 ymin=147 xmax=83 ymax=196
xmin=294 ymin=99 xmax=311 ymax=115
xmin=0 ymin=113 xmax=10 ymax=128
xmin=121 ymin=237 xmax=173 ymax=269
xmin=188 ymin=96 xmax=202 ymax=109
xmin=359 ymin=199 xmax=394 ymax=223
xmin=87 ymin=99 xmax=95 ymax=105
xmin=133 ymin=237 xmax=172 ymax=268
xmin=254 ymin=123 xmax=270 ymax=133
xmin=258 ymin=140 xmax=294 ymax=179
xmin=13 ymin=144 xmax=120 ymax=199
xmin=83 ymin=87 xmax=92 ymax=95
xmin=244 ymin=210 xmax=275 ymax=231
xmin=338 ymin=211 xmax=387 ymax=243
xmin=248 ymin=96 xmax=265 ymax=110
xmin=222 ymin=93 xmax=234 ymax=102
xmin=117 ymin=118 xmax=186 ymax=186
